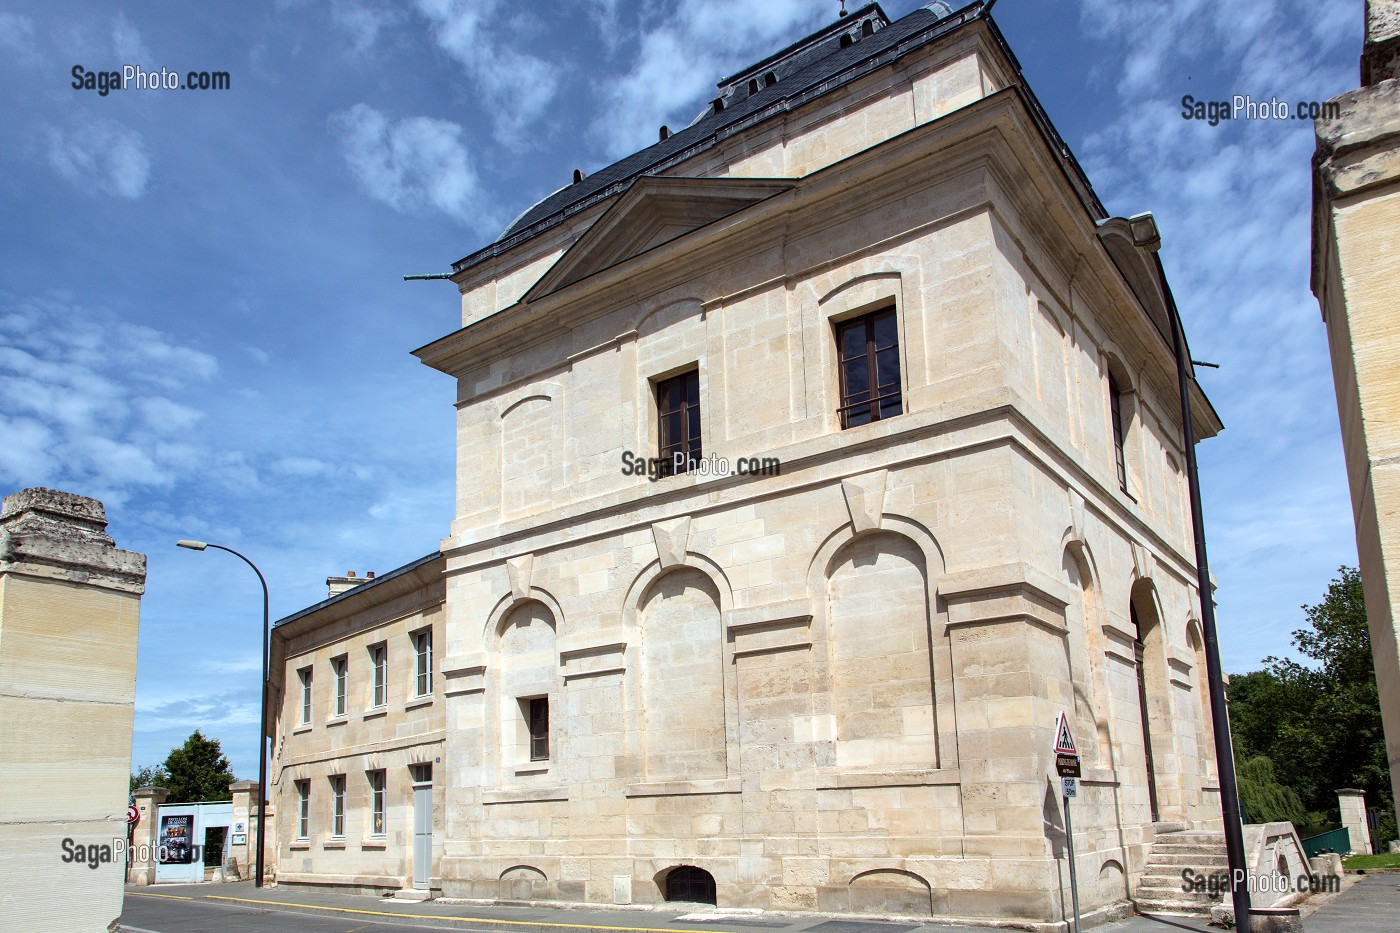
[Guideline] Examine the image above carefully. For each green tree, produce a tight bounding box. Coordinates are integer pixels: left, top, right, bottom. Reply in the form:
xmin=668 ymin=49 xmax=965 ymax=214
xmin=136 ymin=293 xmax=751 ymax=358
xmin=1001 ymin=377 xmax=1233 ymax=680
xmin=1227 ymin=566 xmax=1392 ymax=821
xmin=129 ymin=763 xmax=169 ymax=793
xmin=1237 ymin=755 xmax=1307 ymax=825
xmin=161 ymin=730 xmax=235 ymax=803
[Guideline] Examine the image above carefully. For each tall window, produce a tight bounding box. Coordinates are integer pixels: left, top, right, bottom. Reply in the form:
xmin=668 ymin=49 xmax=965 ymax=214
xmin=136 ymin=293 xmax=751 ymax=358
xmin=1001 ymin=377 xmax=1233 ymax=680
xmin=368 ymin=770 xmax=386 ymax=836
xmin=298 ymin=667 xmax=313 ymax=724
xmin=527 ymin=697 xmax=550 ymax=761
xmin=656 ymin=370 xmax=701 ymax=476
xmin=414 ymin=630 xmax=433 ymax=697
xmin=836 ymin=307 xmax=902 ymax=428
xmin=332 ymin=656 xmax=347 ymax=717
xmin=1109 ymin=373 xmax=1128 ymax=492
xmin=329 ymin=774 xmax=345 ymax=837
xmin=370 ymin=643 xmax=387 ymax=707
xmin=295 ymin=780 xmax=310 ymax=839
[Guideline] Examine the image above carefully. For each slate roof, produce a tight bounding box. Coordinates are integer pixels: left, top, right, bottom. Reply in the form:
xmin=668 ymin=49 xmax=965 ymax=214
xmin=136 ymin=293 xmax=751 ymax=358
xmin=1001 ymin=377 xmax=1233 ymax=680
xmin=451 ymin=0 xmax=1102 ymax=274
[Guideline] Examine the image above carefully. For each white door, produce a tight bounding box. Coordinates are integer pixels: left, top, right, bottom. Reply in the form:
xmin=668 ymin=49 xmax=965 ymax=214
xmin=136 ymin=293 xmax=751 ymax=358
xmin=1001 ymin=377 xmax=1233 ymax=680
xmin=412 ymin=765 xmax=433 ymax=889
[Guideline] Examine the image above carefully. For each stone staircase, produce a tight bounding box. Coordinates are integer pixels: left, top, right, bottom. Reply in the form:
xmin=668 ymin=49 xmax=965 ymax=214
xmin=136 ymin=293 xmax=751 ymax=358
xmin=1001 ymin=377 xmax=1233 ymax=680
xmin=1134 ymin=828 xmax=1230 ymax=917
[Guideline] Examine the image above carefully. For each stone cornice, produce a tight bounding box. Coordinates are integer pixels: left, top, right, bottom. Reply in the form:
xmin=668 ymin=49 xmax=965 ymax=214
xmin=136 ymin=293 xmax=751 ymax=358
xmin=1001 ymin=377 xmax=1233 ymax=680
xmin=0 ymin=487 xmax=146 ymax=595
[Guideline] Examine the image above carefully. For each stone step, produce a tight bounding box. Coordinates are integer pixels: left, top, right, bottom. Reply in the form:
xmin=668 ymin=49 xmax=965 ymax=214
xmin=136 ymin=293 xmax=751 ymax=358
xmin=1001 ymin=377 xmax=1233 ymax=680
xmin=1149 ymin=843 xmax=1228 ymax=857
xmin=1137 ymin=896 xmax=1218 ymax=912
xmin=392 ymin=889 xmax=433 ymax=902
xmin=1136 ymin=879 xmax=1225 ymax=898
xmin=1144 ymin=853 xmax=1231 ymax=867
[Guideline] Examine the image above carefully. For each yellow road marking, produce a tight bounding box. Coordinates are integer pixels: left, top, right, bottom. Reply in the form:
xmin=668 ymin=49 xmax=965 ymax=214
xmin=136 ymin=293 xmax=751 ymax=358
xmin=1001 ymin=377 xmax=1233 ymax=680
xmin=128 ymin=891 xmax=195 ymax=900
xmin=204 ymin=895 xmax=722 ymax=933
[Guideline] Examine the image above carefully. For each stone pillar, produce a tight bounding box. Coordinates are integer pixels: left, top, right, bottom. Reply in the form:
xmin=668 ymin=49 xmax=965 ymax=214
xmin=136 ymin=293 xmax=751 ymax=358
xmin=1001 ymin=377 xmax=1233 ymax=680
xmin=0 ymin=488 xmax=147 ymax=931
xmin=1338 ymin=789 xmax=1373 ymax=855
xmin=228 ymin=780 xmax=258 ymax=882
xmin=1313 ymin=3 xmax=1400 ymax=835
xmin=129 ymin=786 xmax=170 ymax=885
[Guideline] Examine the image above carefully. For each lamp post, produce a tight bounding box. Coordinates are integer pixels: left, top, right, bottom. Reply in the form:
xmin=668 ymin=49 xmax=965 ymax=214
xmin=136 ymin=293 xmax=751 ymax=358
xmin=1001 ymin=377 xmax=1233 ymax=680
xmin=1120 ymin=212 xmax=1253 ymax=931
xmin=177 ymin=539 xmax=270 ymax=889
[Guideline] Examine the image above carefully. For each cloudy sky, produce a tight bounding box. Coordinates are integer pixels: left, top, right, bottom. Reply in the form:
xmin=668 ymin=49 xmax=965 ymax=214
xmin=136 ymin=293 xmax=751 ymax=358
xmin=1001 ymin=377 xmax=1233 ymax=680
xmin=0 ymin=0 xmax=1363 ymax=780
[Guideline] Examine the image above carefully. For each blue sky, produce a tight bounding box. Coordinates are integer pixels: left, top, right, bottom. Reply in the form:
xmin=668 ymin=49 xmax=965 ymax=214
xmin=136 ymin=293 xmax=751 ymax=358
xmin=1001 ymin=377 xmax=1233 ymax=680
xmin=0 ymin=0 xmax=1363 ymax=780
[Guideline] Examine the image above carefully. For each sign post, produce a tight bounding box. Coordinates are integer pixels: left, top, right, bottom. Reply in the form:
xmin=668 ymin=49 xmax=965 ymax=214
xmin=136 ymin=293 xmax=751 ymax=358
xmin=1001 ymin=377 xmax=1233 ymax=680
xmin=1055 ymin=712 xmax=1083 ymax=933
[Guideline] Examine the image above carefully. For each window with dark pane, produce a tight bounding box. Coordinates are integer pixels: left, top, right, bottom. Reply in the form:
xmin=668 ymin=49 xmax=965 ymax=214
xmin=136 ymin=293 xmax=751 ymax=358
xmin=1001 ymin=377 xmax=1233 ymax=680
xmin=1109 ymin=373 xmax=1128 ymax=492
xmin=836 ymin=307 xmax=902 ymax=428
xmin=527 ymin=697 xmax=550 ymax=761
xmin=656 ymin=370 xmax=702 ymax=475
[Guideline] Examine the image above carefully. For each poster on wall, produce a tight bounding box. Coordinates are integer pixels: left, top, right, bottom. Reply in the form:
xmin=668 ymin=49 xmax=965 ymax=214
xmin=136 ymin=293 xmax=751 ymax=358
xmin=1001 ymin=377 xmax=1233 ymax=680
xmin=158 ymin=814 xmax=194 ymax=864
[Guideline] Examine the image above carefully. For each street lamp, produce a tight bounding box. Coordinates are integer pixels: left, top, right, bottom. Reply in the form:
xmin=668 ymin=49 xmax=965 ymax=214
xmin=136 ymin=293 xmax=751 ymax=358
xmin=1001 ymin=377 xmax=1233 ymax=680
xmin=177 ymin=539 xmax=270 ymax=889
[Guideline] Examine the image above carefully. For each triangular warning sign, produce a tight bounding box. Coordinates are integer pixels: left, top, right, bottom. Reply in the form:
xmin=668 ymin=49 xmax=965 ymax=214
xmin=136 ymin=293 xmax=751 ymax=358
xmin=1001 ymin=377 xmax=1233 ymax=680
xmin=1054 ymin=712 xmax=1079 ymax=756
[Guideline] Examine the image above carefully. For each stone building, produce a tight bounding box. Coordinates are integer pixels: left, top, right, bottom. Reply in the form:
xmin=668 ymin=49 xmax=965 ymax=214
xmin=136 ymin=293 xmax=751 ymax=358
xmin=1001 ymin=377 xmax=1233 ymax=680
xmin=269 ymin=3 xmax=1226 ymax=925
xmin=1312 ymin=0 xmax=1400 ymax=833
xmin=0 ymin=488 xmax=146 ymax=932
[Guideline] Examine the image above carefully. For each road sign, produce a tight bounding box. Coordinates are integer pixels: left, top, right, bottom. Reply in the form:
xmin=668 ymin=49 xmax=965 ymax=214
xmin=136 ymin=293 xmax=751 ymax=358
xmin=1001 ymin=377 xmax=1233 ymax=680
xmin=127 ymin=804 xmax=140 ymax=825
xmin=1062 ymin=776 xmax=1078 ymax=798
xmin=1054 ymin=712 xmax=1082 ymax=777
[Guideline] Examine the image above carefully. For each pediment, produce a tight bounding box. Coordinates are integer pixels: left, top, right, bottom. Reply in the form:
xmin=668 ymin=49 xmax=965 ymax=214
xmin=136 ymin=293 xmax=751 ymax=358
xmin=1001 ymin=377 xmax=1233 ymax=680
xmin=524 ymin=175 xmax=794 ymax=301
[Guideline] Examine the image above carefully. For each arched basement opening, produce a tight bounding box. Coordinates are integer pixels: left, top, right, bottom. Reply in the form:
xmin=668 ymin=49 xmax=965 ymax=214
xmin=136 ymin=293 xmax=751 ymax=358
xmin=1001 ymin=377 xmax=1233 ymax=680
xmin=664 ymin=866 xmax=717 ymax=905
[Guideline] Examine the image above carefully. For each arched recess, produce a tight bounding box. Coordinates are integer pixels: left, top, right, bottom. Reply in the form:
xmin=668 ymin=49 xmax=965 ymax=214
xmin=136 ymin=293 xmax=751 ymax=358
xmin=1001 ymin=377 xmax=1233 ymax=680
xmin=637 ymin=566 xmax=729 ymax=781
xmin=1062 ymin=542 xmax=1111 ymax=766
xmin=498 ymin=384 xmax=562 ymax=521
xmin=1185 ymin=618 xmax=1217 ymax=780
xmin=825 ymin=530 xmax=938 ymax=770
xmin=657 ymin=865 xmax=716 ymax=904
xmin=1129 ymin=578 xmax=1171 ymax=822
xmin=847 ymin=868 xmax=933 ymax=916
xmin=492 ymin=599 xmax=560 ymax=780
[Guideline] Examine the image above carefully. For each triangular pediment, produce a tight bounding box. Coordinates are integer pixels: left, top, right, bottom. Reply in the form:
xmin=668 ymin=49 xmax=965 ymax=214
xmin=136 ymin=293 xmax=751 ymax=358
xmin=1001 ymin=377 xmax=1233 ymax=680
xmin=524 ymin=175 xmax=794 ymax=301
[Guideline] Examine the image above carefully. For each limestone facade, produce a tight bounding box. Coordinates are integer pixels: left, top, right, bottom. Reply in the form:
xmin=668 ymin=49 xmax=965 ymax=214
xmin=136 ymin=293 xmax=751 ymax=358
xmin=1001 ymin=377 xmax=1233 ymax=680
xmin=1312 ymin=0 xmax=1400 ymax=831
xmin=268 ymin=554 xmax=446 ymax=892
xmin=271 ymin=5 xmax=1225 ymax=926
xmin=0 ymin=487 xmax=146 ymax=932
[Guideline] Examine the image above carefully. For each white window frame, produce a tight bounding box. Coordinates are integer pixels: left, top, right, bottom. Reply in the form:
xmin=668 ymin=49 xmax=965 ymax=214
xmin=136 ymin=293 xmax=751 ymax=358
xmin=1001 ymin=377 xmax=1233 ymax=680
xmin=368 ymin=769 xmax=386 ymax=837
xmin=296 ymin=780 xmax=310 ymax=839
xmin=414 ymin=629 xmax=433 ymax=697
xmin=330 ymin=774 xmax=345 ymax=838
xmin=332 ymin=655 xmax=347 ymax=717
xmin=370 ymin=643 xmax=387 ymax=708
xmin=299 ymin=667 xmax=313 ymax=725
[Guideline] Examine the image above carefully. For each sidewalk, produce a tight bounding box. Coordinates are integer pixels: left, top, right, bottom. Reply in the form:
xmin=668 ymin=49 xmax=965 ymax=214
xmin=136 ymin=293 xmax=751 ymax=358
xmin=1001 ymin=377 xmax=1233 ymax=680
xmin=123 ymin=877 xmax=1399 ymax=933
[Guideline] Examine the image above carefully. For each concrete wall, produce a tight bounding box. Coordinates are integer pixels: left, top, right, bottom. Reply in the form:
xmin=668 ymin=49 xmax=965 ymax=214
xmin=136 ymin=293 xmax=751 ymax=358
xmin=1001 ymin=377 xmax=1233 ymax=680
xmin=0 ymin=487 xmax=146 ymax=932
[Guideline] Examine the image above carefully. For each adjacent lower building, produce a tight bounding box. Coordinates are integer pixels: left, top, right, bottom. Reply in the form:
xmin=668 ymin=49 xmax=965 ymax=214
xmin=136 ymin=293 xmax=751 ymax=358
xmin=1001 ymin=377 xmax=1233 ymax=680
xmin=268 ymin=3 xmax=1228 ymax=926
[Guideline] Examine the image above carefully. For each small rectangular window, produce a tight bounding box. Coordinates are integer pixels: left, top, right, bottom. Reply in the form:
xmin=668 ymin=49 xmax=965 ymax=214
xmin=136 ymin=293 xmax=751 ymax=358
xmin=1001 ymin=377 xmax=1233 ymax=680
xmin=330 ymin=774 xmax=345 ymax=838
xmin=414 ymin=630 xmax=433 ymax=697
xmin=296 ymin=780 xmax=310 ymax=839
xmin=656 ymin=370 xmax=701 ymax=477
xmin=368 ymin=770 xmax=386 ymax=836
xmin=298 ymin=667 xmax=313 ymax=725
xmin=836 ymin=307 xmax=902 ymax=429
xmin=527 ymin=697 xmax=550 ymax=761
xmin=332 ymin=656 xmax=347 ymax=717
xmin=1109 ymin=373 xmax=1128 ymax=492
xmin=370 ymin=643 xmax=387 ymax=707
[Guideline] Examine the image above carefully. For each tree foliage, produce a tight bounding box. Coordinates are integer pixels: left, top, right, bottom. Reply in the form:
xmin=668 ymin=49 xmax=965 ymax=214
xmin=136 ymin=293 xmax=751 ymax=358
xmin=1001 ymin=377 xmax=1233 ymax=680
xmin=129 ymin=763 xmax=169 ymax=793
xmin=1237 ymin=755 xmax=1307 ymax=825
xmin=161 ymin=730 xmax=235 ymax=803
xmin=1227 ymin=567 xmax=1391 ymax=823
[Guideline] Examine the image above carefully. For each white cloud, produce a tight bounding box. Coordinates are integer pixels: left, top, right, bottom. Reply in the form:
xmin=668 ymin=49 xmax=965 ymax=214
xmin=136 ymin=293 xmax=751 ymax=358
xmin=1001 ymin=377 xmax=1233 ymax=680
xmin=1071 ymin=0 xmax=1360 ymax=670
xmin=0 ymin=297 xmax=218 ymax=504
xmin=412 ymin=0 xmax=561 ymax=146
xmin=333 ymin=3 xmax=400 ymax=56
xmin=0 ymin=13 xmax=37 ymax=62
xmin=591 ymin=0 xmax=826 ymax=158
xmin=111 ymin=11 xmax=151 ymax=63
xmin=331 ymin=103 xmax=490 ymax=226
xmin=46 ymin=119 xmax=152 ymax=199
